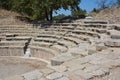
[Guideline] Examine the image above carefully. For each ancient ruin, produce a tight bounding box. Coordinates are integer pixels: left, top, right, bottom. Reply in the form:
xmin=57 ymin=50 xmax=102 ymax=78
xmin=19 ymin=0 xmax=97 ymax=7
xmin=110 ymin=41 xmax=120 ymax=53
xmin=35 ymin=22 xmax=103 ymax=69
xmin=0 ymin=19 xmax=120 ymax=80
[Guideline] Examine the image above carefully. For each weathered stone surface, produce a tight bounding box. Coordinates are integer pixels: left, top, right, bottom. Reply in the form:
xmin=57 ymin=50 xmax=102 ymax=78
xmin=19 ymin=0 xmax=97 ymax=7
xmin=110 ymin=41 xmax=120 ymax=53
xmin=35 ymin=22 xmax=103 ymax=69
xmin=91 ymin=69 xmax=105 ymax=77
xmin=111 ymin=35 xmax=120 ymax=39
xmin=91 ymin=67 xmax=109 ymax=77
xmin=105 ymin=39 xmax=120 ymax=47
xmin=30 ymin=46 xmax=56 ymax=61
xmin=79 ymin=41 xmax=90 ymax=49
xmin=51 ymin=54 xmax=74 ymax=66
xmin=109 ymin=30 xmax=120 ymax=39
xmin=48 ymin=65 xmax=67 ymax=73
xmin=74 ymin=70 xmax=93 ymax=80
xmin=96 ymin=43 xmax=107 ymax=51
xmin=87 ymin=46 xmax=96 ymax=55
xmin=39 ymin=77 xmax=48 ymax=80
xmin=40 ymin=68 xmax=55 ymax=76
xmin=1 ymin=19 xmax=120 ymax=80
xmin=109 ymin=67 xmax=120 ymax=80
xmin=46 ymin=72 xmax=63 ymax=80
xmin=21 ymin=70 xmax=43 ymax=80
xmin=83 ymin=65 xmax=100 ymax=73
xmin=4 ymin=75 xmax=24 ymax=80
xmin=66 ymin=72 xmax=86 ymax=80
xmin=100 ymin=59 xmax=120 ymax=68
xmin=0 ymin=46 xmax=25 ymax=56
xmin=63 ymin=58 xmax=92 ymax=71
xmin=84 ymin=53 xmax=104 ymax=63
xmin=67 ymin=47 xmax=88 ymax=57
xmin=56 ymin=76 xmax=70 ymax=80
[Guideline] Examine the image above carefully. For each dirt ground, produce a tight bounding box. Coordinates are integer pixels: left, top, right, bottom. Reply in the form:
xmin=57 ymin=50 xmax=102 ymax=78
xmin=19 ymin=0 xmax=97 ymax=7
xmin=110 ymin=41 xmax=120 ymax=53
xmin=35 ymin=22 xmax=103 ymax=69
xmin=0 ymin=62 xmax=38 ymax=79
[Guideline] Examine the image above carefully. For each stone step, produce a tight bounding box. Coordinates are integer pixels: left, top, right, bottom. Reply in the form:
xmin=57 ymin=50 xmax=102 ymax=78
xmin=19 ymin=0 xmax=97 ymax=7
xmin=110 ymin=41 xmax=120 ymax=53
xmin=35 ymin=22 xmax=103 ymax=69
xmin=46 ymin=72 xmax=63 ymax=80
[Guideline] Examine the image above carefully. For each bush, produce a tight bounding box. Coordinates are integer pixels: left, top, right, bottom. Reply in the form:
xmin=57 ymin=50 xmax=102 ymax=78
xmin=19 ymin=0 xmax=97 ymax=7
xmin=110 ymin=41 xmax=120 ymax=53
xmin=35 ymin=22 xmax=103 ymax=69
xmin=71 ymin=9 xmax=86 ymax=17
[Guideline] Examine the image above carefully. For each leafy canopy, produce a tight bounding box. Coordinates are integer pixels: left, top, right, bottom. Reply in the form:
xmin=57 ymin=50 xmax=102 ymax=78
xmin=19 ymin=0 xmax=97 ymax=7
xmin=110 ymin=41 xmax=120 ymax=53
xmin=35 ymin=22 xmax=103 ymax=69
xmin=0 ymin=0 xmax=81 ymax=21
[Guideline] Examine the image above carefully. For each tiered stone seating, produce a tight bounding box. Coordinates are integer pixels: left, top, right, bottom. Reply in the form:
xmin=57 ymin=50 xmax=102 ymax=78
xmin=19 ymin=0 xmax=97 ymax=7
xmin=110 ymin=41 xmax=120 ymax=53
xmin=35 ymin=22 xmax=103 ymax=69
xmin=71 ymin=30 xmax=100 ymax=38
xmin=50 ymin=49 xmax=118 ymax=80
xmin=0 ymin=20 xmax=120 ymax=80
xmin=0 ymin=41 xmax=28 ymax=56
xmin=30 ymin=34 xmax=61 ymax=61
xmin=30 ymin=45 xmax=58 ymax=61
xmin=0 ymin=26 xmax=32 ymax=56
xmin=0 ymin=46 xmax=25 ymax=56
xmin=0 ymin=41 xmax=27 ymax=46
xmin=84 ymin=20 xmax=108 ymax=24
xmin=50 ymin=44 xmax=68 ymax=53
xmin=76 ymin=27 xmax=107 ymax=33
xmin=6 ymin=36 xmax=31 ymax=41
xmin=0 ymin=25 xmax=40 ymax=36
xmin=30 ymin=33 xmax=77 ymax=60
xmin=38 ymin=30 xmax=66 ymax=36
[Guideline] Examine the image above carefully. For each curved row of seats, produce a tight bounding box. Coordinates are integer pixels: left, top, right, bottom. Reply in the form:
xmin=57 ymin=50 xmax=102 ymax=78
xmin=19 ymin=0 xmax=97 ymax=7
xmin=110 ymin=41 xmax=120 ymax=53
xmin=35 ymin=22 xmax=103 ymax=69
xmin=1 ymin=20 xmax=120 ymax=80
xmin=0 ymin=21 xmax=119 ymax=62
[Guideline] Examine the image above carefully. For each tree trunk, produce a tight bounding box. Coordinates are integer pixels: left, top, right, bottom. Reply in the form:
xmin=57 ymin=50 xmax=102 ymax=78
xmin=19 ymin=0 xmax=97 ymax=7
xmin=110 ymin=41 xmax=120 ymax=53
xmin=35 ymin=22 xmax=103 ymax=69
xmin=49 ymin=9 xmax=53 ymax=21
xmin=45 ymin=9 xmax=49 ymax=21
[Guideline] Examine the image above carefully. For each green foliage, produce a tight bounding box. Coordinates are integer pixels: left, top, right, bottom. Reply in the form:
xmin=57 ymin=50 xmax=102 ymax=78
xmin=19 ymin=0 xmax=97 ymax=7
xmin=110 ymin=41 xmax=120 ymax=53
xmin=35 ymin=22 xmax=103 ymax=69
xmin=117 ymin=0 xmax=120 ymax=6
xmin=91 ymin=8 xmax=100 ymax=13
xmin=53 ymin=14 xmax=66 ymax=20
xmin=96 ymin=0 xmax=108 ymax=10
xmin=0 ymin=0 xmax=81 ymax=21
xmin=71 ymin=9 xmax=86 ymax=17
xmin=0 ymin=0 xmax=13 ymax=10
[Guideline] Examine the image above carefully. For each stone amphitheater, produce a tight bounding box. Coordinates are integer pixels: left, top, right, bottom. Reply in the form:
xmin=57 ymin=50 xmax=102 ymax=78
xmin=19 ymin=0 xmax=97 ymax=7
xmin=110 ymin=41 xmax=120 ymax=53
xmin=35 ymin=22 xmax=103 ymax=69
xmin=0 ymin=19 xmax=120 ymax=80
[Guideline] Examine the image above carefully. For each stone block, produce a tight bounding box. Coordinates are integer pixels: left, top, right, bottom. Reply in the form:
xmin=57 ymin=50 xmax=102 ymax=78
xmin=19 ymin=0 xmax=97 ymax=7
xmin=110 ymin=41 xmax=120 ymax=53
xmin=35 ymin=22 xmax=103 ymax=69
xmin=96 ymin=29 xmax=106 ymax=33
xmin=40 ymin=68 xmax=55 ymax=76
xmin=74 ymin=70 xmax=93 ymax=80
xmin=91 ymin=69 xmax=105 ymax=77
xmin=51 ymin=54 xmax=74 ymax=66
xmin=21 ymin=70 xmax=43 ymax=80
xmin=96 ymin=43 xmax=107 ymax=51
xmin=111 ymin=35 xmax=120 ymax=39
xmin=90 ymin=67 xmax=109 ymax=77
xmin=88 ymin=46 xmax=96 ymax=55
xmin=83 ymin=65 xmax=100 ymax=73
xmin=56 ymin=76 xmax=70 ymax=80
xmin=109 ymin=30 xmax=120 ymax=39
xmin=68 ymin=47 xmax=88 ymax=57
xmin=105 ymin=39 xmax=120 ymax=47
xmin=46 ymin=72 xmax=63 ymax=80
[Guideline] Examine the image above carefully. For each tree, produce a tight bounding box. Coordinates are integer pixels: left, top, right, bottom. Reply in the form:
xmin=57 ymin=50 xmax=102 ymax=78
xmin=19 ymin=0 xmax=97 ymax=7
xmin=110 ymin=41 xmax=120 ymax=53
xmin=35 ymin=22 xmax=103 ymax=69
xmin=42 ymin=0 xmax=81 ymax=21
xmin=71 ymin=9 xmax=86 ymax=17
xmin=0 ymin=0 xmax=81 ymax=21
xmin=117 ymin=0 xmax=120 ymax=7
xmin=0 ymin=0 xmax=13 ymax=10
xmin=91 ymin=8 xmax=100 ymax=13
xmin=96 ymin=0 xmax=108 ymax=9
xmin=53 ymin=14 xmax=66 ymax=20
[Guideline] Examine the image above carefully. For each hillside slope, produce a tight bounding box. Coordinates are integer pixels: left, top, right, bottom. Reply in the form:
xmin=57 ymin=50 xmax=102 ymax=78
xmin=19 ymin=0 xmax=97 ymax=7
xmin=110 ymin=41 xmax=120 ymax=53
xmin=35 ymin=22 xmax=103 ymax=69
xmin=95 ymin=8 xmax=120 ymax=24
xmin=0 ymin=9 xmax=27 ymax=25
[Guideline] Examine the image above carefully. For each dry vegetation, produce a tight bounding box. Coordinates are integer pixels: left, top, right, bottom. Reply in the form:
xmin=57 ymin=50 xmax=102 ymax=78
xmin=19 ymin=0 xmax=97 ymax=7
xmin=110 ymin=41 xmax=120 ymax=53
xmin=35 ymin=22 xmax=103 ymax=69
xmin=0 ymin=9 xmax=27 ymax=25
xmin=1 ymin=8 xmax=120 ymax=25
xmin=91 ymin=7 xmax=120 ymax=24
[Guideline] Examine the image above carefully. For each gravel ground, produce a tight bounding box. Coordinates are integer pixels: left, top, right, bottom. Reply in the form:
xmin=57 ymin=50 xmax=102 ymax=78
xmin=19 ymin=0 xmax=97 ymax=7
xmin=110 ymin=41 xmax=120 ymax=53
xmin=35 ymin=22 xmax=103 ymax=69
xmin=0 ymin=62 xmax=37 ymax=79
